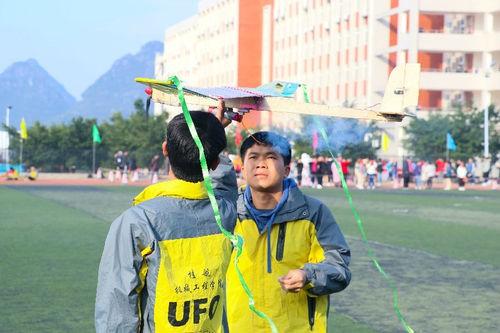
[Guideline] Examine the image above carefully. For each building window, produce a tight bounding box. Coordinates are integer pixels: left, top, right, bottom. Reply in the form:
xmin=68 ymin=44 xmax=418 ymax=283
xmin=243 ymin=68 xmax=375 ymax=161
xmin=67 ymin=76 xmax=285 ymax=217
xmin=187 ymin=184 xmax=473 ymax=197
xmin=419 ymin=90 xmax=442 ymax=110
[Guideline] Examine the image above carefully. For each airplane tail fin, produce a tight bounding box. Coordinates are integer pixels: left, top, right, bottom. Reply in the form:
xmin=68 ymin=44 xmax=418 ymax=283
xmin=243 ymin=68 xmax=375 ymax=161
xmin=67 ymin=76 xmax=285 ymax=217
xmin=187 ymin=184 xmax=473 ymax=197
xmin=380 ymin=63 xmax=420 ymax=114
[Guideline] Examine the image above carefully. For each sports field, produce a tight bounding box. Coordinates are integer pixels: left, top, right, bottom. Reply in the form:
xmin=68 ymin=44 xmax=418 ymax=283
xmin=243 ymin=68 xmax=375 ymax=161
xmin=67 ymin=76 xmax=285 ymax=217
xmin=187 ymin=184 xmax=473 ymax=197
xmin=1 ymin=185 xmax=499 ymax=332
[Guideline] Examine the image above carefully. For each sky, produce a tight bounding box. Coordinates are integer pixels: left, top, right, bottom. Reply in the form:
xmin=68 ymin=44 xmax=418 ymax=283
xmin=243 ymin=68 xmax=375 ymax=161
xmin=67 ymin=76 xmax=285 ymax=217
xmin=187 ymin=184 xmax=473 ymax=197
xmin=0 ymin=0 xmax=199 ymax=99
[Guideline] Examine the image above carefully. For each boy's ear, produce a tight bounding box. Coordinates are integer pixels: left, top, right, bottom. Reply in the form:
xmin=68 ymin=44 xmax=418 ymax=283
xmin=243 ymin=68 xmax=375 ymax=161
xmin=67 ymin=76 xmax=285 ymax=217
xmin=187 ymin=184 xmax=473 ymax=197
xmin=162 ymin=141 xmax=168 ymax=157
xmin=284 ymin=164 xmax=291 ymax=178
xmin=209 ymin=156 xmax=220 ymax=171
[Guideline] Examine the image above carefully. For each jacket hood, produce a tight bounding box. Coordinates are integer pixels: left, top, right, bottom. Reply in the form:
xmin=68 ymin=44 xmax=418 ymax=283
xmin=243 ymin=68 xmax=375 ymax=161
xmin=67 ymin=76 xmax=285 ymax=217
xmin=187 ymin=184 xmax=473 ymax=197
xmin=133 ymin=179 xmax=208 ymax=205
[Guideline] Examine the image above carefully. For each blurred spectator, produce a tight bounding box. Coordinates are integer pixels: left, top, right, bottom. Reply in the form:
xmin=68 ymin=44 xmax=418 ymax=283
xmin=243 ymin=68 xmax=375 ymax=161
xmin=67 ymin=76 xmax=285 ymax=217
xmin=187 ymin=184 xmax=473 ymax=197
xmin=326 ymin=158 xmax=333 ymax=184
xmin=149 ymin=155 xmax=161 ymax=184
xmin=366 ymin=159 xmax=377 ymax=190
xmin=402 ymin=158 xmax=411 ymax=189
xmin=466 ymin=158 xmax=475 ymax=183
xmin=376 ymin=158 xmax=383 ymax=186
xmin=444 ymin=160 xmax=454 ymax=191
xmin=474 ymin=156 xmax=483 ymax=184
xmin=339 ymin=156 xmax=351 ymax=184
xmin=354 ymin=159 xmax=366 ymax=189
xmin=423 ymin=161 xmax=436 ymax=189
xmin=491 ymin=154 xmax=499 ymax=190
xmin=310 ymin=156 xmax=318 ymax=188
xmin=301 ymin=153 xmax=312 ymax=187
xmin=28 ymin=166 xmax=38 ymax=181
xmin=130 ymin=156 xmax=139 ymax=182
xmin=96 ymin=167 xmax=103 ymax=179
xmin=331 ymin=158 xmax=341 ymax=188
xmin=414 ymin=161 xmax=423 ymax=190
xmin=295 ymin=158 xmax=303 ymax=186
xmin=317 ymin=156 xmax=328 ymax=189
xmin=6 ymin=167 xmax=19 ymax=180
xmin=456 ymin=160 xmax=467 ymax=191
xmin=391 ymin=159 xmax=399 ymax=189
xmin=482 ymin=156 xmax=491 ymax=185
xmin=436 ymin=158 xmax=445 ymax=180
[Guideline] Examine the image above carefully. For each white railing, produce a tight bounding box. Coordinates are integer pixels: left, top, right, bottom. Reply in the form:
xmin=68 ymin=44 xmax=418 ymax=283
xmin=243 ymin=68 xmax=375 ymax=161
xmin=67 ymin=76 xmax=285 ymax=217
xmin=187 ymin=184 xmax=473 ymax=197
xmin=418 ymin=32 xmax=500 ymax=52
xmin=421 ymin=67 xmax=476 ymax=74
xmin=419 ymin=0 xmax=500 ymax=13
xmin=418 ymin=28 xmax=474 ymax=34
xmin=420 ymin=71 xmax=500 ymax=90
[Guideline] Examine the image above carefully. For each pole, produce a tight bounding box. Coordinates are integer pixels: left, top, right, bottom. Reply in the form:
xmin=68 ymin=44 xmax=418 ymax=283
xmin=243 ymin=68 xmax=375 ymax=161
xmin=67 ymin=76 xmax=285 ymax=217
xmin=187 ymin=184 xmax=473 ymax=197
xmin=6 ymin=106 xmax=11 ymax=169
xmin=484 ymin=106 xmax=489 ymax=157
xmin=20 ymin=138 xmax=23 ymax=173
xmin=92 ymin=141 xmax=96 ymax=176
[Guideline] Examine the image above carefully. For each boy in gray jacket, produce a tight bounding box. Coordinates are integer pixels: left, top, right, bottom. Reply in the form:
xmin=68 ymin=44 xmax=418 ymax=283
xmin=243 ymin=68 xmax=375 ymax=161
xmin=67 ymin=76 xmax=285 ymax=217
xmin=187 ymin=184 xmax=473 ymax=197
xmin=96 ymin=107 xmax=237 ymax=332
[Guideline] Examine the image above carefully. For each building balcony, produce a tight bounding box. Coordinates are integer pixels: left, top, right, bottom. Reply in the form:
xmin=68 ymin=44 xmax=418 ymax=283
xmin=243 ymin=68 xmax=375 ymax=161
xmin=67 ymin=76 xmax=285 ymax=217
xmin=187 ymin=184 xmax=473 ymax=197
xmin=418 ymin=32 xmax=500 ymax=52
xmin=420 ymin=70 xmax=500 ymax=91
xmin=419 ymin=0 xmax=500 ymax=13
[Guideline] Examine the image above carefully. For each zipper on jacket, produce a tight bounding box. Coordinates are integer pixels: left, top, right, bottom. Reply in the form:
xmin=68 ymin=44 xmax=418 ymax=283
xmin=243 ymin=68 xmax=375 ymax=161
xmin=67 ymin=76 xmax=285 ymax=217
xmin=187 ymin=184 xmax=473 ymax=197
xmin=307 ymin=296 xmax=316 ymax=330
xmin=275 ymin=223 xmax=287 ymax=261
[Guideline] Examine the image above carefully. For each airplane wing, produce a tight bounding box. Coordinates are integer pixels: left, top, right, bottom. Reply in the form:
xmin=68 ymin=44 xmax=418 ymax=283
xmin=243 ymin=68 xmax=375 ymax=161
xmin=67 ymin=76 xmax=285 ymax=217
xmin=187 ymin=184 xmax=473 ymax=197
xmin=136 ymin=63 xmax=420 ymax=122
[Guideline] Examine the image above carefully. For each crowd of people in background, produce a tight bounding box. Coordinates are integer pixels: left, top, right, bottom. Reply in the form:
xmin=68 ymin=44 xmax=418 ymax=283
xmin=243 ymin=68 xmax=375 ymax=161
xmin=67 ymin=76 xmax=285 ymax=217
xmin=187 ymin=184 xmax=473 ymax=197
xmin=6 ymin=147 xmax=497 ymax=191
xmin=103 ymin=150 xmax=170 ymax=184
xmin=101 ymin=149 xmax=500 ymax=190
xmin=282 ymin=153 xmax=500 ymax=191
xmin=3 ymin=165 xmax=37 ymax=181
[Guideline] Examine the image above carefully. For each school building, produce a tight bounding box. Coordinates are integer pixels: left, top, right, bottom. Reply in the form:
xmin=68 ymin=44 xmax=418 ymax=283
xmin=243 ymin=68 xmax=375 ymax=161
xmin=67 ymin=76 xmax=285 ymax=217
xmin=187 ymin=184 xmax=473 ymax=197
xmin=154 ymin=0 xmax=500 ymax=158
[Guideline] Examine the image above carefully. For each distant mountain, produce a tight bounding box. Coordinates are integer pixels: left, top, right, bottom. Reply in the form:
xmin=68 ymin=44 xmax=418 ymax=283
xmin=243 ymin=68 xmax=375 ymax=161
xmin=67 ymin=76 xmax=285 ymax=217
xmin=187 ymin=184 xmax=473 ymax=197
xmin=0 ymin=59 xmax=76 ymax=126
xmin=69 ymin=41 xmax=163 ymax=120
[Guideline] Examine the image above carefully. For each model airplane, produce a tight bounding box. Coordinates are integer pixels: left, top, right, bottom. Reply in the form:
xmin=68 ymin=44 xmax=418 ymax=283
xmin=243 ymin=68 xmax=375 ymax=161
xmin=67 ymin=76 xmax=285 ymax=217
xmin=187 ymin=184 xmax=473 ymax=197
xmin=135 ymin=63 xmax=420 ymax=122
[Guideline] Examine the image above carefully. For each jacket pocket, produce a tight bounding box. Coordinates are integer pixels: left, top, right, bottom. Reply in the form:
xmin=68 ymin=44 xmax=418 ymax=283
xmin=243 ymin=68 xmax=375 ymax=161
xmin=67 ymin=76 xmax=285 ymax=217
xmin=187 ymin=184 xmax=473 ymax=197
xmin=276 ymin=223 xmax=286 ymax=261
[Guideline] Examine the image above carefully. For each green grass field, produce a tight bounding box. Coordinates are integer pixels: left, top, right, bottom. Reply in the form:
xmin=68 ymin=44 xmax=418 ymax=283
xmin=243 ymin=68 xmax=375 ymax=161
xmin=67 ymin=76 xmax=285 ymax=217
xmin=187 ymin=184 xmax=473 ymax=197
xmin=1 ymin=185 xmax=499 ymax=332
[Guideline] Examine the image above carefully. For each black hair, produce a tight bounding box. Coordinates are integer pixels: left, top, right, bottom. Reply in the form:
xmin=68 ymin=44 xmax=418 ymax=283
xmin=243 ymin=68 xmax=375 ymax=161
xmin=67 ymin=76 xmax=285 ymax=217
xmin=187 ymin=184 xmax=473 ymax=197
xmin=240 ymin=131 xmax=291 ymax=165
xmin=166 ymin=111 xmax=226 ymax=182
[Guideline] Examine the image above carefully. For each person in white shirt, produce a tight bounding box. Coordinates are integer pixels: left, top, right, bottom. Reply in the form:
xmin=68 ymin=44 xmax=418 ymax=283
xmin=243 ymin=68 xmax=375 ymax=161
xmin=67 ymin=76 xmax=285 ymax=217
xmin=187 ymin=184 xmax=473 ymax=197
xmin=456 ymin=160 xmax=467 ymax=191
xmin=366 ymin=160 xmax=378 ymax=190
xmin=424 ymin=162 xmax=436 ymax=189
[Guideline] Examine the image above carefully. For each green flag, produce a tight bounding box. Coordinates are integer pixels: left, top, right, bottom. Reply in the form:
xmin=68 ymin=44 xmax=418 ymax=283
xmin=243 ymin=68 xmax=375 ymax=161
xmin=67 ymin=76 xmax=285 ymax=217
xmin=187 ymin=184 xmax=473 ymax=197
xmin=92 ymin=124 xmax=102 ymax=143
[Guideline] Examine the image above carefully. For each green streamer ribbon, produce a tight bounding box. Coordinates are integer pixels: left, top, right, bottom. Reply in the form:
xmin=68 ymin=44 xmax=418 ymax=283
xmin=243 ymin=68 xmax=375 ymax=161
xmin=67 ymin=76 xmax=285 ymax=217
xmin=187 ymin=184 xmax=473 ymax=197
xmin=302 ymin=84 xmax=414 ymax=333
xmin=169 ymin=75 xmax=278 ymax=333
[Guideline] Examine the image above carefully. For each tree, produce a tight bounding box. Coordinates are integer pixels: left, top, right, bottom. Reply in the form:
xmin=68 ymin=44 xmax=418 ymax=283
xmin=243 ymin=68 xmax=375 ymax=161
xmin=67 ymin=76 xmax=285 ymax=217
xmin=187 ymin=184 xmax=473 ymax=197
xmin=341 ymin=141 xmax=377 ymax=161
xmin=5 ymin=98 xmax=169 ymax=171
xmin=403 ymin=113 xmax=452 ymax=160
xmin=102 ymin=99 xmax=169 ymax=167
xmin=404 ymin=105 xmax=500 ymax=160
xmin=449 ymin=105 xmax=500 ymax=160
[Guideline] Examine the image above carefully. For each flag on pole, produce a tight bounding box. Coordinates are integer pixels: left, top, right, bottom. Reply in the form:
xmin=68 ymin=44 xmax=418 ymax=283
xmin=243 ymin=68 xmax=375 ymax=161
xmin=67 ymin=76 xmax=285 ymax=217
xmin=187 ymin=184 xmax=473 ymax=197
xmin=92 ymin=124 xmax=102 ymax=143
xmin=381 ymin=132 xmax=390 ymax=152
xmin=446 ymin=132 xmax=456 ymax=151
xmin=20 ymin=118 xmax=28 ymax=140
